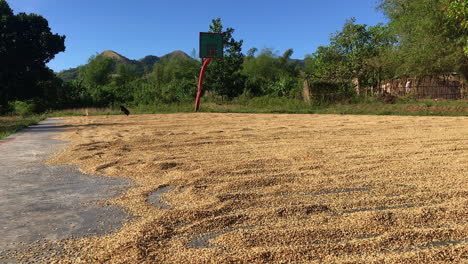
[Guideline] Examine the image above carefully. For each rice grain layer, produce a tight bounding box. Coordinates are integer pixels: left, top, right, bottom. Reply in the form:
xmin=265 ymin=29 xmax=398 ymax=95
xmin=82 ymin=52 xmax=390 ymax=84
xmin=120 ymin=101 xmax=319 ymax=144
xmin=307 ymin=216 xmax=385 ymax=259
xmin=15 ymin=114 xmax=468 ymax=263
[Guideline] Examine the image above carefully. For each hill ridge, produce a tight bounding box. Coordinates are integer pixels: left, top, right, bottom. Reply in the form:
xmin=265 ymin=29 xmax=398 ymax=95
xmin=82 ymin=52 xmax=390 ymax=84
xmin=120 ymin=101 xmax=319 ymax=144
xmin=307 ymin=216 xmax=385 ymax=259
xmin=56 ymin=50 xmax=193 ymax=82
xmin=100 ymin=50 xmax=131 ymax=62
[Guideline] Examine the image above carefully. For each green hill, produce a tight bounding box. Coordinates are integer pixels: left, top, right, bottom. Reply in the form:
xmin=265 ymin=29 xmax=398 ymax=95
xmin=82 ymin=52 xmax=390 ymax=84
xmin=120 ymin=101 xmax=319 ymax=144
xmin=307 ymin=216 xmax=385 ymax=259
xmin=56 ymin=50 xmax=192 ymax=82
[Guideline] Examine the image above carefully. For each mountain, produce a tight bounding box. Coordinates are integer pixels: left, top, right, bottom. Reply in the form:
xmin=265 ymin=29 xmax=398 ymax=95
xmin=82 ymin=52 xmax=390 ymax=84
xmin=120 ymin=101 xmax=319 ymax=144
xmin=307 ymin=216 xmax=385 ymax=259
xmin=100 ymin=50 xmax=133 ymax=64
xmin=56 ymin=67 xmax=81 ymax=82
xmin=138 ymin=55 xmax=160 ymax=68
xmin=56 ymin=50 xmax=192 ymax=82
xmin=160 ymin=50 xmax=191 ymax=60
xmin=56 ymin=50 xmax=304 ymax=83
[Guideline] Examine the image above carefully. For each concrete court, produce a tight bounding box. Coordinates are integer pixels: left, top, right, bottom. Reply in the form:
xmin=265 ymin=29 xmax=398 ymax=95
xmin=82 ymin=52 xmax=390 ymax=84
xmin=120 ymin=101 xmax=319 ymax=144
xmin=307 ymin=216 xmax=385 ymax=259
xmin=0 ymin=118 xmax=130 ymax=254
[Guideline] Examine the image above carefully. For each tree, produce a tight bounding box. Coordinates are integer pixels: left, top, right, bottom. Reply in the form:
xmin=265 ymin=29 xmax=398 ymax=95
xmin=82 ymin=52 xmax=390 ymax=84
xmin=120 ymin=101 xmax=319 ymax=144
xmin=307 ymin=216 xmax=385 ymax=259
xmin=79 ymin=55 xmax=113 ymax=87
xmin=204 ymin=18 xmax=245 ymax=99
xmin=0 ymin=0 xmax=65 ymax=109
xmin=379 ymin=0 xmax=467 ymax=79
xmin=445 ymin=0 xmax=467 ymax=55
xmin=246 ymin=47 xmax=258 ymax=57
xmin=305 ymin=19 xmax=395 ymax=94
xmin=280 ymin=49 xmax=294 ymax=64
xmin=78 ymin=55 xmax=113 ymax=105
xmin=279 ymin=48 xmax=300 ymax=77
xmin=331 ymin=19 xmax=395 ymax=92
xmin=242 ymin=49 xmax=282 ymax=96
xmin=115 ymin=63 xmax=139 ymax=86
xmin=149 ymin=56 xmax=199 ymax=103
xmin=109 ymin=63 xmax=140 ymax=103
xmin=242 ymin=48 xmax=300 ymax=97
xmin=305 ymin=46 xmax=345 ymax=82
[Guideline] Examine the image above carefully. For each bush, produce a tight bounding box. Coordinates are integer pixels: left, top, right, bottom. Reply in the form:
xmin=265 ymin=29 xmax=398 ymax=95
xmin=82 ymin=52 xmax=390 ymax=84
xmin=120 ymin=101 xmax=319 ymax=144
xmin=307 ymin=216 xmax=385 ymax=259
xmin=397 ymin=94 xmax=416 ymax=103
xmin=308 ymin=81 xmax=354 ymax=104
xmin=133 ymin=82 xmax=157 ymax=106
xmin=0 ymin=103 xmax=12 ymax=115
xmin=379 ymin=93 xmax=397 ymax=104
xmin=11 ymin=100 xmax=38 ymax=116
xmin=236 ymin=95 xmax=312 ymax=112
xmin=159 ymin=79 xmax=197 ymax=104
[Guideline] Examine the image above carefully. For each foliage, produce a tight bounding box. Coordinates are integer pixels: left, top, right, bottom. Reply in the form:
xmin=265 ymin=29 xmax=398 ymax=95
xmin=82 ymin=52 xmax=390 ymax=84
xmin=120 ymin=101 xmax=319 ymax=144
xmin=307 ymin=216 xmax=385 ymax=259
xmin=242 ymin=49 xmax=281 ymax=96
xmin=79 ymin=55 xmax=113 ymax=88
xmin=445 ymin=0 xmax=468 ymax=55
xmin=305 ymin=18 xmax=395 ymax=95
xmin=3 ymin=0 xmax=465 ymax=114
xmin=149 ymin=56 xmax=199 ymax=103
xmin=10 ymin=100 xmax=37 ymax=116
xmin=132 ymin=80 xmax=157 ymax=105
xmin=78 ymin=55 xmax=114 ymax=105
xmin=242 ymin=48 xmax=301 ymax=97
xmin=115 ymin=64 xmax=139 ymax=86
xmin=0 ymin=0 xmax=65 ymax=107
xmin=204 ymin=18 xmax=245 ymax=99
xmin=307 ymin=81 xmax=355 ymax=103
xmin=246 ymin=47 xmax=258 ymax=57
xmin=199 ymin=96 xmax=468 ymax=116
xmin=56 ymin=67 xmax=81 ymax=82
xmin=71 ymin=53 xmax=200 ymax=107
xmin=111 ymin=63 xmax=139 ymax=103
xmin=379 ymin=0 xmax=468 ymax=79
xmin=0 ymin=115 xmax=46 ymax=139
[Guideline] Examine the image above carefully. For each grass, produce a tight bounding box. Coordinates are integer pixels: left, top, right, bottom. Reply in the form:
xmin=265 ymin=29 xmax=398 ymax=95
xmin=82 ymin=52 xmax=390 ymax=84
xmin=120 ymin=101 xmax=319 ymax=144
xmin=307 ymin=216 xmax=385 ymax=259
xmin=311 ymin=101 xmax=468 ymax=116
xmin=46 ymin=98 xmax=468 ymax=117
xmin=0 ymin=115 xmax=46 ymax=140
xmin=48 ymin=104 xmax=195 ymax=117
xmin=1 ymin=97 xmax=466 ymax=139
xmin=199 ymin=96 xmax=468 ymax=116
xmin=47 ymin=107 xmax=121 ymax=117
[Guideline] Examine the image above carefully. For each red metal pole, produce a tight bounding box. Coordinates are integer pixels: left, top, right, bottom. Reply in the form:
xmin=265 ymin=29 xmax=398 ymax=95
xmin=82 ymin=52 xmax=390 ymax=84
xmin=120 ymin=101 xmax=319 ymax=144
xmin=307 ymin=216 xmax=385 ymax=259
xmin=195 ymin=58 xmax=212 ymax=112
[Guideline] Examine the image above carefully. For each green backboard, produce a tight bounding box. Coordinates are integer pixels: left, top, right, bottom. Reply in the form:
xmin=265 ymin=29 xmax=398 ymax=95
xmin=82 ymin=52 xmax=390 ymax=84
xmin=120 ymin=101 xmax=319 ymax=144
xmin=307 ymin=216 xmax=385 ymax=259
xmin=199 ymin=32 xmax=223 ymax=58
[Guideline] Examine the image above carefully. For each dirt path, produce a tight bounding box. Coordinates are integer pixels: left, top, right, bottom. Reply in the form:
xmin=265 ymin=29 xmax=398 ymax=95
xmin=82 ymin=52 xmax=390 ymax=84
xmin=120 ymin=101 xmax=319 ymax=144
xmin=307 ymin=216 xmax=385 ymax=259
xmin=27 ymin=114 xmax=468 ymax=263
xmin=0 ymin=119 xmax=130 ymax=262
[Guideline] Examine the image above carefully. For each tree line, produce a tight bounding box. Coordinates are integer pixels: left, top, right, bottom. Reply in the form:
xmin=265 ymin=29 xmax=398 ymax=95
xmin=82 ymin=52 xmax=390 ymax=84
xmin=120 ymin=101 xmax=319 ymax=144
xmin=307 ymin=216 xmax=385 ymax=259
xmin=1 ymin=0 xmax=466 ymax=114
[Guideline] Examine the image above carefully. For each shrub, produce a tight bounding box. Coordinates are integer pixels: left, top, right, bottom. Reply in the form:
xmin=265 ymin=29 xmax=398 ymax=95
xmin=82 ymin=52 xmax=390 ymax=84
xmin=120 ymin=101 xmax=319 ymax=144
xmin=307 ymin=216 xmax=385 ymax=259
xmin=379 ymin=93 xmax=397 ymax=104
xmin=424 ymin=101 xmax=434 ymax=107
xmin=397 ymin=94 xmax=416 ymax=103
xmin=309 ymin=81 xmax=354 ymax=104
xmin=11 ymin=100 xmax=37 ymax=116
xmin=159 ymin=79 xmax=197 ymax=104
xmin=0 ymin=103 xmax=12 ymax=115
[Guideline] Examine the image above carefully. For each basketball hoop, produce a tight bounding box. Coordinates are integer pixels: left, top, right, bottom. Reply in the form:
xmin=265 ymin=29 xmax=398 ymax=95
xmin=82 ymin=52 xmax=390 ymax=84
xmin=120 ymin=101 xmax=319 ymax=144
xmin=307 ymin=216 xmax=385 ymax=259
xmin=195 ymin=32 xmax=224 ymax=112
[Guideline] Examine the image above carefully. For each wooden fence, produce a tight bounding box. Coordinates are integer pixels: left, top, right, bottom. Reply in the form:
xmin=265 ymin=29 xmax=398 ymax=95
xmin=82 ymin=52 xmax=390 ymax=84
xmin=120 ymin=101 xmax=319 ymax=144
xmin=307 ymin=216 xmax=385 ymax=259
xmin=380 ymin=76 xmax=465 ymax=99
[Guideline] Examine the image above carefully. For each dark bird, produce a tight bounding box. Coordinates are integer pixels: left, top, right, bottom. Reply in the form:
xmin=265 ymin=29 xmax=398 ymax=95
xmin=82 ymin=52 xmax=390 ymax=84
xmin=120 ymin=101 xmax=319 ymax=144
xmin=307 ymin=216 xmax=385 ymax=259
xmin=120 ymin=105 xmax=130 ymax=116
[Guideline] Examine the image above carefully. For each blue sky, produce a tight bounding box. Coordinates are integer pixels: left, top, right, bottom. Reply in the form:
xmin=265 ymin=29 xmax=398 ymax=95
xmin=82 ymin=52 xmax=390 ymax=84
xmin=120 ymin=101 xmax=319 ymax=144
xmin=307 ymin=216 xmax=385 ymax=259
xmin=9 ymin=0 xmax=386 ymax=72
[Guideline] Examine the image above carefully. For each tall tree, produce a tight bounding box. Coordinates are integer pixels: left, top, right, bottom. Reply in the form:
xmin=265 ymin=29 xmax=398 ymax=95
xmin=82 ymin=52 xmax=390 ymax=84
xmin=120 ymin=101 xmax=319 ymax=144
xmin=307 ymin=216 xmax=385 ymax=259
xmin=110 ymin=63 xmax=140 ymax=103
xmin=149 ymin=56 xmax=199 ymax=103
xmin=445 ymin=0 xmax=467 ymax=56
xmin=0 ymin=0 xmax=65 ymax=109
xmin=78 ymin=55 xmax=113 ymax=105
xmin=242 ymin=49 xmax=282 ymax=96
xmin=242 ymin=48 xmax=300 ymax=97
xmin=79 ymin=55 xmax=113 ymax=88
xmin=379 ymin=0 xmax=467 ymax=79
xmin=305 ymin=19 xmax=394 ymax=94
xmin=246 ymin=47 xmax=258 ymax=58
xmin=204 ymin=18 xmax=245 ymax=99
